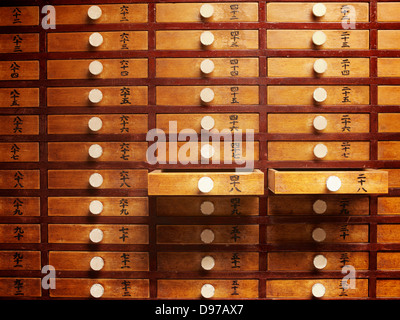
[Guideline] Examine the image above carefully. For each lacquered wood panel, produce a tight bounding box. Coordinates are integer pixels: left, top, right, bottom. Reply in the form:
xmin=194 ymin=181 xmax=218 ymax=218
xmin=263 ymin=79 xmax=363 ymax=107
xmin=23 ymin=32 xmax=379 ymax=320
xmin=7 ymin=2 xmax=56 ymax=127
xmin=0 ymin=88 xmax=39 ymax=108
xmin=0 ymin=33 xmax=39 ymax=53
xmin=0 ymin=197 xmax=40 ymax=216
xmin=0 ymin=278 xmax=41 ymax=297
xmin=0 ymin=7 xmax=39 ymax=26
xmin=0 ymin=143 xmax=39 ymax=162
xmin=0 ymin=224 xmax=40 ymax=243
xmin=0 ymin=251 xmax=40 ymax=270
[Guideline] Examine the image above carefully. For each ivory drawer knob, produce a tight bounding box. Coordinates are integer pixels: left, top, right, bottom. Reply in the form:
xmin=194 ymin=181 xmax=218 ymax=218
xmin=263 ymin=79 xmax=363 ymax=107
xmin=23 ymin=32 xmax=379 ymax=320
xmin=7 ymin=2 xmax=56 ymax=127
xmin=89 ymin=60 xmax=103 ymax=76
xmin=198 ymin=176 xmax=214 ymax=193
xmin=313 ymin=254 xmax=327 ymax=270
xmin=201 ymin=284 xmax=215 ymax=299
xmin=200 ymin=88 xmax=214 ymax=103
xmin=312 ymin=227 xmax=326 ymax=242
xmin=313 ymin=199 xmax=327 ymax=214
xmin=313 ymin=59 xmax=328 ymax=74
xmin=200 ymin=4 xmax=214 ymax=18
xmin=201 ymin=144 xmax=215 ymax=159
xmin=200 ymin=228 xmax=215 ymax=244
xmin=312 ymin=3 xmax=327 ymax=17
xmin=88 ymin=144 xmax=103 ymax=159
xmin=89 ymin=89 xmax=103 ymax=104
xmin=200 ymin=201 xmax=215 ymax=215
xmin=88 ymin=117 xmax=103 ymax=132
xmin=201 ymin=115 xmax=215 ymax=130
xmin=312 ymin=31 xmax=327 ymax=46
xmin=89 ymin=228 xmax=104 ymax=243
xmin=312 ymin=283 xmax=326 ymax=298
xmin=313 ymin=87 xmax=327 ymax=103
xmin=89 ymin=32 xmax=103 ymax=47
xmin=90 ymin=283 xmax=104 ymax=298
xmin=89 ymin=173 xmax=103 ymax=188
xmin=90 ymin=256 xmax=104 ymax=271
xmin=88 ymin=5 xmax=102 ymax=20
xmin=313 ymin=143 xmax=328 ymax=159
xmin=313 ymin=115 xmax=327 ymax=131
xmin=200 ymin=31 xmax=214 ymax=46
xmin=89 ymin=200 xmax=103 ymax=215
xmin=326 ymin=175 xmax=341 ymax=192
xmin=200 ymin=59 xmax=215 ymax=74
xmin=201 ymin=256 xmax=215 ymax=270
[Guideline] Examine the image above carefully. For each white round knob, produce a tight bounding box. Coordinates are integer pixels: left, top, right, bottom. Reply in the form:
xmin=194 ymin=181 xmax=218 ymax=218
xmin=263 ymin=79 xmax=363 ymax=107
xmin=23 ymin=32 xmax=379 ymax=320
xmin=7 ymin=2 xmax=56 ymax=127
xmin=88 ymin=144 xmax=103 ymax=159
xmin=89 ymin=173 xmax=103 ymax=188
xmin=201 ymin=284 xmax=215 ymax=298
xmin=201 ymin=144 xmax=215 ymax=159
xmin=89 ymin=32 xmax=103 ymax=47
xmin=89 ymin=60 xmax=103 ymax=76
xmin=200 ymin=31 xmax=214 ymax=46
xmin=201 ymin=256 xmax=215 ymax=270
xmin=326 ymin=175 xmax=341 ymax=192
xmin=313 ymin=59 xmax=328 ymax=74
xmin=312 ymin=283 xmax=326 ymax=298
xmin=90 ymin=283 xmax=104 ymax=298
xmin=89 ymin=200 xmax=103 ymax=215
xmin=313 ymin=115 xmax=327 ymax=131
xmin=201 ymin=116 xmax=215 ymax=130
xmin=200 ymin=4 xmax=214 ymax=18
xmin=200 ymin=228 xmax=215 ymax=244
xmin=200 ymin=88 xmax=214 ymax=103
xmin=200 ymin=201 xmax=215 ymax=215
xmin=313 ymin=143 xmax=328 ymax=159
xmin=313 ymin=254 xmax=327 ymax=270
xmin=88 ymin=117 xmax=103 ymax=132
xmin=198 ymin=176 xmax=214 ymax=193
xmin=313 ymin=199 xmax=327 ymax=214
xmin=88 ymin=5 xmax=102 ymax=20
xmin=313 ymin=87 xmax=327 ymax=103
xmin=200 ymin=59 xmax=215 ymax=74
xmin=312 ymin=31 xmax=327 ymax=46
xmin=90 ymin=256 xmax=104 ymax=271
xmin=312 ymin=3 xmax=327 ymax=17
xmin=89 ymin=89 xmax=103 ymax=104
xmin=89 ymin=228 xmax=104 ymax=243
xmin=312 ymin=228 xmax=326 ymax=242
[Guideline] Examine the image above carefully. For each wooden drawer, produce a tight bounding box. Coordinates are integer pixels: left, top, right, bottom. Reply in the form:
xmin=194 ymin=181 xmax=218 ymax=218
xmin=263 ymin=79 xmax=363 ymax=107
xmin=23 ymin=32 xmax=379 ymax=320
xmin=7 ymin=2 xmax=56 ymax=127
xmin=50 ymin=278 xmax=149 ymax=298
xmin=0 ymin=170 xmax=40 ymax=190
xmin=268 ymin=252 xmax=369 ymax=271
xmin=377 ymin=224 xmax=400 ymax=243
xmin=268 ymin=195 xmax=369 ymax=216
xmin=157 ymin=225 xmax=259 ymax=244
xmin=0 ymin=61 xmax=38 ymax=80
xmin=156 ymin=196 xmax=259 ymax=216
xmin=267 ymin=3 xmax=369 ymax=22
xmin=267 ymin=58 xmax=369 ymax=78
xmin=156 ymin=113 xmax=259 ymax=133
xmin=156 ymin=58 xmax=259 ymax=78
xmin=388 ymin=169 xmax=400 ymax=188
xmin=0 ymin=278 xmax=41 ymax=297
xmin=378 ymin=31 xmax=400 ymax=49
xmin=266 ymin=30 xmax=369 ymax=49
xmin=377 ymin=252 xmax=400 ymax=270
xmin=0 ymin=7 xmax=39 ymax=26
xmin=0 ymin=224 xmax=40 ymax=243
xmin=378 ymin=197 xmax=400 ymax=215
xmin=48 ymin=224 xmax=149 ymax=244
xmin=378 ymin=58 xmax=400 ymax=77
xmin=0 ymin=88 xmax=39 ymax=108
xmin=157 ymin=252 xmax=259 ymax=271
xmin=49 ymin=251 xmax=149 ymax=271
xmin=377 ymin=280 xmax=400 ymax=298
xmin=48 ymin=197 xmax=148 ymax=217
xmin=156 ymin=85 xmax=259 ymax=106
xmin=266 ymin=279 xmax=368 ymax=298
xmin=378 ymin=86 xmax=400 ymax=105
xmin=268 ymin=113 xmax=370 ymax=134
xmin=0 ymin=197 xmax=40 ymax=216
xmin=0 ymin=251 xmax=41 ymax=270
xmin=377 ymin=3 xmax=400 ymax=22
xmin=48 ymin=142 xmax=148 ymax=162
xmin=267 ymin=86 xmax=369 ymax=105
xmin=0 ymin=142 xmax=39 ymax=162
xmin=378 ymin=141 xmax=400 ymax=161
xmin=148 ymin=169 xmax=264 ymax=195
xmin=156 ymin=30 xmax=259 ymax=50
xmin=268 ymin=169 xmax=388 ymax=194
xmin=48 ymin=169 xmax=148 ymax=190
xmin=156 ymin=3 xmax=258 ymax=22
xmin=47 ymin=59 xmax=148 ymax=80
xmin=158 ymin=279 xmax=258 ymax=299
xmin=47 ymin=114 xmax=148 ymax=135
xmin=266 ymin=223 xmax=369 ymax=243
xmin=54 ymin=4 xmax=148 ymax=24
xmin=48 ymin=31 xmax=148 ymax=52
xmin=267 ymin=141 xmax=370 ymax=161
xmin=378 ymin=113 xmax=400 ymax=133
xmin=0 ymin=33 xmax=39 ymax=53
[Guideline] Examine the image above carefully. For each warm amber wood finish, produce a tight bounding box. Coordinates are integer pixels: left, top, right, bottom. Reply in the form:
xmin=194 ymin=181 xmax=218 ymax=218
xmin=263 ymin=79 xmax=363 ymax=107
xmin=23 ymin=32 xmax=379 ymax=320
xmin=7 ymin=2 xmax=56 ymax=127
xmin=0 ymin=33 xmax=39 ymax=53
xmin=377 ymin=3 xmax=400 ymax=21
xmin=157 ymin=279 xmax=258 ymax=298
xmin=0 ymin=7 xmax=39 ymax=26
xmin=378 ymin=58 xmax=400 ymax=77
xmin=266 ymin=279 xmax=369 ymax=298
xmin=268 ymin=113 xmax=369 ymax=133
xmin=377 ymin=224 xmax=400 ymax=243
xmin=267 ymin=3 xmax=369 ymax=22
xmin=378 ymin=197 xmax=400 ymax=215
xmin=48 ymin=197 xmax=148 ymax=217
xmin=49 ymin=251 xmax=149 ymax=271
xmin=50 ymin=278 xmax=149 ymax=298
xmin=268 ymin=169 xmax=388 ymax=194
xmin=48 ymin=169 xmax=148 ymax=189
xmin=267 ymin=86 xmax=370 ymax=105
xmin=0 ymin=224 xmax=40 ymax=243
xmin=0 ymin=278 xmax=41 ymax=297
xmin=157 ymin=225 xmax=259 ymax=244
xmin=48 ymin=31 xmax=148 ymax=52
xmin=0 ymin=61 xmax=38 ymax=80
xmin=148 ymin=169 xmax=264 ymax=195
xmin=378 ymin=141 xmax=400 ymax=160
xmin=0 ymin=88 xmax=39 ymax=108
xmin=156 ymin=196 xmax=259 ymax=216
xmin=387 ymin=169 xmax=400 ymax=188
xmin=267 ymin=30 xmax=369 ymax=49
xmin=0 ymin=142 xmax=39 ymax=162
xmin=156 ymin=3 xmax=258 ymax=22
xmin=377 ymin=252 xmax=400 ymax=270
xmin=378 ymin=31 xmax=400 ymax=49
xmin=156 ymin=30 xmax=259 ymax=50
xmin=47 ymin=114 xmax=148 ymax=135
xmin=268 ymin=252 xmax=369 ymax=271
xmin=54 ymin=4 xmax=148 ymax=24
xmin=47 ymin=59 xmax=148 ymax=79
xmin=0 ymin=170 xmax=40 ymax=189
xmin=0 ymin=197 xmax=40 ymax=216
xmin=268 ymin=141 xmax=370 ymax=161
xmin=378 ymin=86 xmax=400 ymax=105
xmin=156 ymin=58 xmax=259 ymax=78
xmin=0 ymin=251 xmax=40 ymax=270
xmin=268 ymin=195 xmax=369 ymax=216
xmin=48 ymin=224 xmax=149 ymax=244
xmin=268 ymin=58 xmax=369 ymax=78
xmin=377 ymin=280 xmax=400 ymax=298
xmin=378 ymin=113 xmax=400 ymax=133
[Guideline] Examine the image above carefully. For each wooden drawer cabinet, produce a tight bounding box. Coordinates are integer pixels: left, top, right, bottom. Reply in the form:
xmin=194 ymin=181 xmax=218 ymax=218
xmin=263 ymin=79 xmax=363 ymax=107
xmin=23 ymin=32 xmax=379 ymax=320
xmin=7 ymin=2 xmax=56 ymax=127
xmin=377 ymin=280 xmax=400 ymax=298
xmin=0 ymin=251 xmax=40 ymax=270
xmin=378 ymin=113 xmax=400 ymax=133
xmin=378 ymin=31 xmax=400 ymax=49
xmin=378 ymin=86 xmax=400 ymax=105
xmin=0 ymin=197 xmax=40 ymax=216
xmin=0 ymin=170 xmax=40 ymax=189
xmin=0 ymin=7 xmax=39 ymax=26
xmin=0 ymin=61 xmax=38 ymax=80
xmin=0 ymin=142 xmax=39 ymax=162
xmin=378 ymin=142 xmax=400 ymax=161
xmin=378 ymin=58 xmax=400 ymax=77
xmin=378 ymin=197 xmax=400 ymax=215
xmin=377 ymin=225 xmax=400 ymax=243
xmin=387 ymin=170 xmax=400 ymax=188
xmin=378 ymin=253 xmax=400 ymax=270
xmin=377 ymin=3 xmax=400 ymax=22
xmin=0 ymin=33 xmax=39 ymax=53
xmin=0 ymin=278 xmax=41 ymax=297
xmin=0 ymin=224 xmax=40 ymax=243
